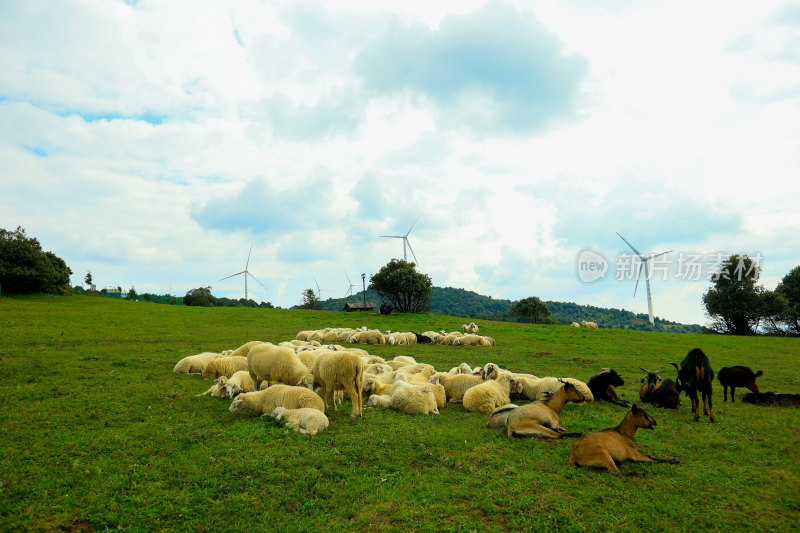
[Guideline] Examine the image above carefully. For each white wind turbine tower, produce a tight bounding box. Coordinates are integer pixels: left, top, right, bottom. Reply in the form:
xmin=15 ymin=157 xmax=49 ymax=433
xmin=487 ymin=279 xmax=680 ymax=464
xmin=219 ymin=244 xmax=266 ymax=301
xmin=344 ymin=272 xmax=359 ymax=300
xmin=313 ymin=278 xmax=330 ymax=300
xmin=616 ymin=232 xmax=672 ymax=326
xmin=380 ymin=213 xmax=422 ymax=265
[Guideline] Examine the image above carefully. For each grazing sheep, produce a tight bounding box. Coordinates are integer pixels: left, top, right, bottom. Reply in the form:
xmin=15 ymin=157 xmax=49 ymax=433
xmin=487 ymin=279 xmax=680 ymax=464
xmin=269 ymin=407 xmax=329 ymax=435
xmin=718 ymin=366 xmax=763 ymax=402
xmin=202 ymin=356 xmax=249 ymax=380
xmin=228 ymin=385 xmax=325 ymax=416
xmin=367 ymin=394 xmax=392 ymax=409
xmin=222 ymin=371 xmax=255 ymax=398
xmin=311 ymin=351 xmax=365 ymax=417
xmin=390 ymin=374 xmax=439 ymax=415
xmin=462 ymin=374 xmax=517 ymax=414
xmin=196 ymin=376 xmax=228 ymax=398
xmin=429 ymin=373 xmax=486 ymax=402
xmin=487 ymin=380 xmax=585 ymax=438
xmin=581 ymin=321 xmax=599 ymax=329
xmin=247 ymin=344 xmax=314 ymax=391
xmin=230 ymin=340 xmax=266 ymax=358
xmin=569 ymin=404 xmax=679 ymax=473
xmin=173 ymin=352 xmax=222 ymax=374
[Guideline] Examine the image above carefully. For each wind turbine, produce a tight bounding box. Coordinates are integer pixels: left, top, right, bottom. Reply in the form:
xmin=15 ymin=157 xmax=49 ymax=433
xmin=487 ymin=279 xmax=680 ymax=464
xmin=616 ymin=232 xmax=672 ymax=326
xmin=380 ymin=213 xmax=422 ymax=264
xmin=313 ymin=278 xmax=330 ymax=300
xmin=219 ymin=244 xmax=266 ymax=301
xmin=344 ymin=271 xmax=359 ymax=299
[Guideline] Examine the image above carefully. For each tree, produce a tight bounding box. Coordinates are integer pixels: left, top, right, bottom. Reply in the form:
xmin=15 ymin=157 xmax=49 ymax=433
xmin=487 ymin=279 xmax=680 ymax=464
xmin=0 ymin=226 xmax=72 ymax=294
xmin=127 ymin=286 xmax=137 ymax=301
xmin=183 ymin=286 xmax=217 ymax=307
xmin=702 ymin=254 xmax=785 ymax=335
xmin=85 ymin=271 xmax=93 ymax=290
xmin=776 ymin=266 xmax=800 ymax=335
xmin=369 ymin=259 xmax=432 ymax=313
xmin=510 ymin=296 xmax=552 ymax=324
xmin=301 ymin=288 xmax=322 ymax=310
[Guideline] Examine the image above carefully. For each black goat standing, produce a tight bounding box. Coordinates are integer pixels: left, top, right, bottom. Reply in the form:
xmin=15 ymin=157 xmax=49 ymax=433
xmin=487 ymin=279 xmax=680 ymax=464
xmin=587 ymin=368 xmax=630 ymax=407
xmin=670 ymin=348 xmax=715 ymax=422
xmin=718 ymin=366 xmax=763 ymax=402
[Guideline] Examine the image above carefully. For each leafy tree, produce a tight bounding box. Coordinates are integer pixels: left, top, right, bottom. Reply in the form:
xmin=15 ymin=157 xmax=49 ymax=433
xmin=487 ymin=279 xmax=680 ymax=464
xmin=85 ymin=271 xmax=93 ymax=290
xmin=776 ymin=266 xmax=800 ymax=334
xmin=702 ymin=254 xmax=785 ymax=335
xmin=127 ymin=286 xmax=137 ymax=301
xmin=510 ymin=296 xmax=552 ymax=324
xmin=301 ymin=288 xmax=322 ymax=310
xmin=183 ymin=286 xmax=217 ymax=307
xmin=0 ymin=226 xmax=72 ymax=294
xmin=369 ymin=259 xmax=432 ymax=313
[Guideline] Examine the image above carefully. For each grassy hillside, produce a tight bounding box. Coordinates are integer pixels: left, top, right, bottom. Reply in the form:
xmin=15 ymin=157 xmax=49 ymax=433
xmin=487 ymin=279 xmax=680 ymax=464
xmin=1 ymin=294 xmax=798 ymax=532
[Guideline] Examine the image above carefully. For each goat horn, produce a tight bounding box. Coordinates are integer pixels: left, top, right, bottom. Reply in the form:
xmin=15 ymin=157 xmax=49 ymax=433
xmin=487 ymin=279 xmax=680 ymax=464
xmin=601 ymin=368 xmax=610 ymax=372
xmin=639 ymin=367 xmax=652 ymax=373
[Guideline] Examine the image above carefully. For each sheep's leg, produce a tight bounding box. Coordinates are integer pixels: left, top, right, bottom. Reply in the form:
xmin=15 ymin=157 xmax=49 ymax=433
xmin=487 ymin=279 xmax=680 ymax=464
xmin=342 ymin=384 xmax=361 ymax=417
xmin=730 ymin=386 xmax=736 ymax=403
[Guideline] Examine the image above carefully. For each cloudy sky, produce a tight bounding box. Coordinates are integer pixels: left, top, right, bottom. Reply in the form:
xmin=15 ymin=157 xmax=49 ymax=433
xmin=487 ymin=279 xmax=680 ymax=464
xmin=2 ymin=0 xmax=799 ymax=324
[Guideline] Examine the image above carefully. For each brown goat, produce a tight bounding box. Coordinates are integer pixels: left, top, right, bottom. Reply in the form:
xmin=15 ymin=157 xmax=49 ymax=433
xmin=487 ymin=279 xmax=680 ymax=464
xmin=569 ymin=404 xmax=679 ymax=473
xmin=639 ymin=367 xmax=681 ymax=409
xmin=487 ymin=380 xmax=585 ymax=438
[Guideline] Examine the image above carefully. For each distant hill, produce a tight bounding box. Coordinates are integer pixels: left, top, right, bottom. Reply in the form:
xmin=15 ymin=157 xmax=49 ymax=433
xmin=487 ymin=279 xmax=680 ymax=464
xmin=306 ymin=286 xmax=704 ymax=333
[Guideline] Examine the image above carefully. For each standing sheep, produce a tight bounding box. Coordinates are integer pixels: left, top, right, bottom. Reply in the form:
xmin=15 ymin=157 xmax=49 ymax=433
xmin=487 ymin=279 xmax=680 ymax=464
xmin=311 ymin=351 xmax=365 ymax=417
xmin=269 ymin=407 xmax=329 ymax=435
xmin=230 ymin=340 xmax=266 ymax=358
xmin=247 ymin=344 xmax=314 ymax=391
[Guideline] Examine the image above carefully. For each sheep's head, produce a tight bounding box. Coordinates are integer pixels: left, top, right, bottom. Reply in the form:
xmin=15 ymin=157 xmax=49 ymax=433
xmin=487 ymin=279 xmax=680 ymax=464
xmin=270 ymin=407 xmax=287 ymax=420
xmin=214 ymin=376 xmax=228 ymax=386
xmin=481 ymin=363 xmax=500 ymax=380
xmin=225 ymin=383 xmax=243 ymax=398
xmin=297 ymin=374 xmax=315 ymax=390
xmin=228 ymin=396 xmax=245 ymax=413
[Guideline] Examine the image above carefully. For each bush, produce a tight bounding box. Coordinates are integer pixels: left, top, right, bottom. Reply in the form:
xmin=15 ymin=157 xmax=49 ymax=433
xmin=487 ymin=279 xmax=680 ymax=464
xmin=0 ymin=226 xmax=72 ymax=295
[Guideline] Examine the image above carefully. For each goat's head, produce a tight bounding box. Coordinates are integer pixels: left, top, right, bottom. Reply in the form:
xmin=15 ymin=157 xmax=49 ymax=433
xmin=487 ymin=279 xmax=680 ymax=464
xmin=561 ymin=381 xmax=585 ymax=403
xmin=630 ymin=404 xmax=657 ymax=429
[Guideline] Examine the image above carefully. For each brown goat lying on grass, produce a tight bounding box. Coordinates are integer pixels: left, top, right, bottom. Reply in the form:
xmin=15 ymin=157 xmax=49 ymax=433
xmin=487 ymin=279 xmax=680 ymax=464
xmin=486 ymin=380 xmax=585 ymax=438
xmin=569 ymin=404 xmax=680 ymax=473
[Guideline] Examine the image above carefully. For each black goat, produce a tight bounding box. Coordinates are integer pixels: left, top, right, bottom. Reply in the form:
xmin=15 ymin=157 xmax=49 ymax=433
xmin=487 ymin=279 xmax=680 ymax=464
xmin=741 ymin=392 xmax=800 ymax=408
xmin=638 ymin=368 xmax=681 ymax=409
xmin=587 ymin=368 xmax=630 ymax=407
xmin=413 ymin=332 xmax=432 ymax=344
xmin=379 ymin=303 xmax=393 ymax=315
xmin=718 ymin=366 xmax=763 ymax=402
xmin=670 ymin=348 xmax=715 ymax=422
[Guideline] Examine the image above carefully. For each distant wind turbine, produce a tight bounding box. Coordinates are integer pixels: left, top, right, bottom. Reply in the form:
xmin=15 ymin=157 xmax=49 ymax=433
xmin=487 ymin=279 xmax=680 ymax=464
xmin=345 ymin=272 xmax=359 ymax=299
xmin=616 ymin=232 xmax=672 ymax=326
xmin=380 ymin=213 xmax=422 ymax=264
xmin=313 ymin=277 xmax=330 ymax=300
xmin=219 ymin=244 xmax=266 ymax=301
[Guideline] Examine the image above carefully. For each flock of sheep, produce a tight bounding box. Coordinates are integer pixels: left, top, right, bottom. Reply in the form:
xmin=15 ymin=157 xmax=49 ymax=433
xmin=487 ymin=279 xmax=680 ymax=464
xmin=173 ymin=323 xmax=777 ymax=472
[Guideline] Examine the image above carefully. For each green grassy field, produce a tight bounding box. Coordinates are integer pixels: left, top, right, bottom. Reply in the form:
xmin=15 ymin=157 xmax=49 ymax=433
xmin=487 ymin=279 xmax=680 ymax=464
xmin=1 ymin=294 xmax=798 ymax=532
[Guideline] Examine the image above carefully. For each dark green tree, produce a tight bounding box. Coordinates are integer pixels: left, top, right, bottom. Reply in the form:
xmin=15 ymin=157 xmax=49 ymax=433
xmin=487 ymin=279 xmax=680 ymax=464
xmin=127 ymin=286 xmax=137 ymax=301
xmin=776 ymin=266 xmax=800 ymax=334
xmin=85 ymin=271 xmax=93 ymax=290
xmin=301 ymin=288 xmax=322 ymax=310
xmin=0 ymin=226 xmax=72 ymax=294
xmin=183 ymin=286 xmax=217 ymax=307
xmin=369 ymin=259 xmax=432 ymax=313
xmin=510 ymin=296 xmax=552 ymax=324
xmin=702 ymin=254 xmax=785 ymax=335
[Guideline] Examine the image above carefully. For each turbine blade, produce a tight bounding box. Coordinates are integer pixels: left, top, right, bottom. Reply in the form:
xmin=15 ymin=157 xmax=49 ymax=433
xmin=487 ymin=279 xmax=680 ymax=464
xmin=245 ymin=244 xmax=253 ymax=269
xmin=616 ymin=232 xmax=643 ymax=257
xmin=634 ymin=262 xmax=644 ymax=297
xmin=247 ymin=272 xmax=267 ymax=289
xmin=219 ymin=271 xmax=245 ymax=281
xmin=406 ymin=238 xmax=419 ymax=265
xmin=650 ymin=250 xmax=673 ymax=260
xmin=380 ymin=235 xmax=403 ymax=238
xmin=405 ymin=212 xmax=423 ymax=237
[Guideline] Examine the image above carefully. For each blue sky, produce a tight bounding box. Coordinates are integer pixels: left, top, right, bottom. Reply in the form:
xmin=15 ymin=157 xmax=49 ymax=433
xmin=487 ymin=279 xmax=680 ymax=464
xmin=1 ymin=0 xmax=799 ymax=324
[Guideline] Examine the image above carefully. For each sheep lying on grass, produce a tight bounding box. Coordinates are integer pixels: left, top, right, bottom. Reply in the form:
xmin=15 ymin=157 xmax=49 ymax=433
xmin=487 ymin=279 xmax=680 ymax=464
xmin=429 ymin=373 xmax=485 ymax=402
xmin=390 ymin=374 xmax=439 ymax=415
xmin=228 ymin=385 xmax=325 ymax=416
xmin=173 ymin=352 xmax=222 ymax=374
xmin=367 ymin=394 xmax=392 ymax=409
xmin=463 ymin=374 xmax=518 ymax=414
xmin=197 ymin=376 xmax=228 ymax=398
xmin=222 ymin=371 xmax=254 ymax=398
xmin=202 ymin=356 xmax=249 ymax=380
xmin=269 ymin=407 xmax=329 ymax=435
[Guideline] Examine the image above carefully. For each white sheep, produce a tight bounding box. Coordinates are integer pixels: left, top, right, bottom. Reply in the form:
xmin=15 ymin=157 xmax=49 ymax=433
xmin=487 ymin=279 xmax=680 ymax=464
xmin=202 ymin=356 xmax=249 ymax=380
xmin=221 ymin=371 xmax=254 ymax=398
xmin=230 ymin=340 xmax=266 ymax=358
xmin=173 ymin=352 xmax=222 ymax=374
xmin=449 ymin=362 xmax=474 ymax=375
xmin=311 ymin=351 xmax=365 ymax=417
xmin=462 ymin=374 xmax=518 ymax=414
xmin=453 ymin=334 xmax=489 ymax=347
xmin=581 ymin=321 xmax=599 ymax=329
xmin=512 ymin=375 xmax=594 ymax=404
xmin=429 ymin=373 xmax=486 ymax=402
xmin=367 ymin=394 xmax=392 ymax=409
xmin=347 ymin=330 xmax=386 ymax=345
xmin=247 ymin=344 xmax=314 ymax=391
xmin=269 ymin=407 xmax=329 ymax=435
xmin=390 ymin=374 xmax=439 ymax=415
xmin=228 ymin=385 xmax=325 ymax=416
xmin=196 ymin=376 xmax=228 ymax=398
xmin=571 ymin=322 xmax=581 ymax=328
xmin=364 ymin=375 xmax=393 ymax=396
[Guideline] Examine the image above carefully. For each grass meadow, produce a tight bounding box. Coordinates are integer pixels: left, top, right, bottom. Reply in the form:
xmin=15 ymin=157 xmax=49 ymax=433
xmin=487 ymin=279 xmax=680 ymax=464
xmin=1 ymin=294 xmax=798 ymax=532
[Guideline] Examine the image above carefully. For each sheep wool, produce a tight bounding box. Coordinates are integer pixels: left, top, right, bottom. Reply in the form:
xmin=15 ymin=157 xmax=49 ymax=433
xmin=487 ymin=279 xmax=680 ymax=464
xmin=173 ymin=352 xmax=222 ymax=374
xmin=311 ymin=351 xmax=365 ymax=417
xmin=247 ymin=344 xmax=314 ymax=391
xmin=228 ymin=385 xmax=325 ymax=416
xmin=270 ymin=407 xmax=329 ymax=435
xmin=201 ymin=356 xmax=249 ymax=380
xmin=390 ymin=375 xmax=439 ymax=415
